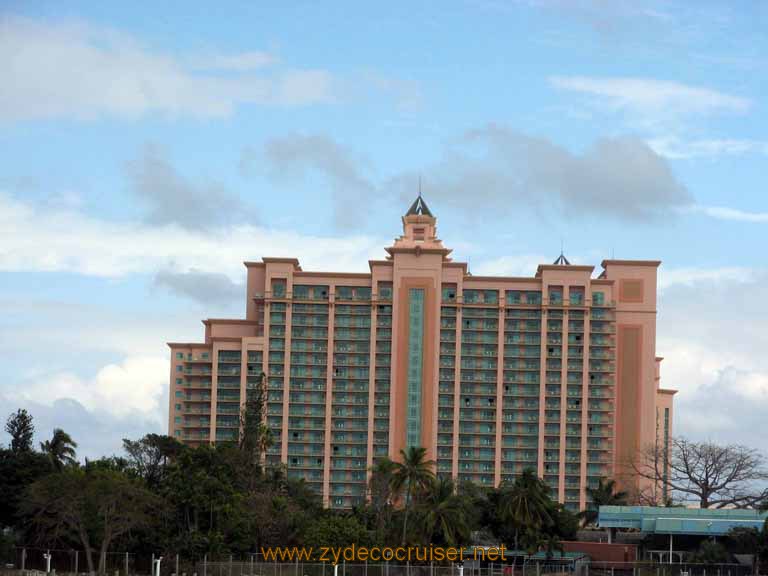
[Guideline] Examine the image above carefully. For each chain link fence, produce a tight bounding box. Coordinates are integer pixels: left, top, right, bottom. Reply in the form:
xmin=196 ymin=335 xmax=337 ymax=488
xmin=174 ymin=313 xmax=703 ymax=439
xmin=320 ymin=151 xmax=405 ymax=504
xmin=0 ymin=549 xmax=754 ymax=576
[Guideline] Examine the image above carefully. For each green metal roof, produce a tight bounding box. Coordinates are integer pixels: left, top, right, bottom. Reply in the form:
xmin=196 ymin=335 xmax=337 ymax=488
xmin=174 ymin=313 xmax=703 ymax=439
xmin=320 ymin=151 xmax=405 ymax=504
xmin=599 ymin=505 xmax=768 ymax=536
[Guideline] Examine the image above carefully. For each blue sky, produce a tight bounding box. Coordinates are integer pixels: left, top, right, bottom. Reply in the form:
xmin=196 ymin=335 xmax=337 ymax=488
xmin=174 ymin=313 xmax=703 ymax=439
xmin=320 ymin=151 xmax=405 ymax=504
xmin=1 ymin=1 xmax=767 ymax=458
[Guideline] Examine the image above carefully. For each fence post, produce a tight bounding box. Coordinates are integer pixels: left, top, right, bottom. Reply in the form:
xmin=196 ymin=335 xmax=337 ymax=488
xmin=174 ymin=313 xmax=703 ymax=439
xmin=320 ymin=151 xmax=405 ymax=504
xmin=203 ymin=555 xmax=208 ymax=576
xmin=75 ymin=551 xmax=79 ymax=575
xmin=177 ymin=555 xmax=180 ymax=576
xmin=21 ymin=548 xmax=26 ymax=571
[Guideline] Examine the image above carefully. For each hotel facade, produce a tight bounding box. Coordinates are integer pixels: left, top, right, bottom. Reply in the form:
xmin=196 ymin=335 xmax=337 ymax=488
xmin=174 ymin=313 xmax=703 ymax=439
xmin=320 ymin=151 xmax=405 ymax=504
xmin=168 ymin=197 xmax=675 ymax=510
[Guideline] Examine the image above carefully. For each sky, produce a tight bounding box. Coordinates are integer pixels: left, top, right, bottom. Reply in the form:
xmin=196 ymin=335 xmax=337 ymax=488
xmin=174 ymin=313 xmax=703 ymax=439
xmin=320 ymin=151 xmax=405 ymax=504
xmin=1 ymin=0 xmax=767 ymax=459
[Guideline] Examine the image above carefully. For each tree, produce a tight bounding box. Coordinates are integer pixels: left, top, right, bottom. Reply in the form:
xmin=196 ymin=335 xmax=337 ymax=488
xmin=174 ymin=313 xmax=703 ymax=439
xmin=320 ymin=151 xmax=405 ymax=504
xmin=40 ymin=428 xmax=78 ymax=471
xmin=579 ymin=478 xmax=627 ymax=526
xmin=498 ymin=469 xmax=553 ymax=549
xmin=390 ymin=446 xmax=435 ymax=544
xmin=728 ymin=519 xmax=768 ymax=574
xmin=122 ymin=433 xmax=184 ymax=488
xmin=368 ymin=457 xmax=397 ymax=540
xmin=0 ymin=448 xmax=51 ymax=529
xmin=302 ymin=514 xmax=371 ymax=551
xmin=23 ymin=469 xmax=157 ymax=574
xmin=240 ymin=371 xmax=274 ymax=462
xmin=415 ymin=476 xmax=470 ymax=547
xmin=635 ymin=437 xmax=768 ymax=508
xmin=689 ymin=540 xmax=730 ymax=564
xmin=5 ymin=409 xmax=34 ymax=453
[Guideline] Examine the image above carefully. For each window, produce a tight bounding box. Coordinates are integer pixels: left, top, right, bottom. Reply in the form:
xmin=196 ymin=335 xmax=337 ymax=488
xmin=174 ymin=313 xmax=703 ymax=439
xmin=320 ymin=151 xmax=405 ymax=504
xmin=592 ymin=291 xmax=605 ymax=306
xmin=202 ymin=352 xmax=209 ymax=359
xmin=336 ymin=286 xmax=353 ymax=300
xmin=176 ymin=378 xmax=183 ymax=385
xmin=406 ymin=288 xmax=425 ymax=448
xmin=506 ymin=291 xmax=521 ymax=305
xmin=569 ymin=287 xmax=585 ymax=305
xmin=175 ymin=403 xmax=182 ymax=411
xmin=175 ymin=391 xmax=184 ymax=397
xmin=176 ymin=352 xmax=184 ymax=359
xmin=271 ymin=279 xmax=287 ymax=298
xmin=176 ymin=365 xmax=183 ymax=372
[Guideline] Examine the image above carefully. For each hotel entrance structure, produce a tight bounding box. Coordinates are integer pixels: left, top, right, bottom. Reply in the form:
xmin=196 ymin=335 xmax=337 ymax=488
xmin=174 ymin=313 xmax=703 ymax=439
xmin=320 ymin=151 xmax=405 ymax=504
xmin=168 ymin=197 xmax=675 ymax=510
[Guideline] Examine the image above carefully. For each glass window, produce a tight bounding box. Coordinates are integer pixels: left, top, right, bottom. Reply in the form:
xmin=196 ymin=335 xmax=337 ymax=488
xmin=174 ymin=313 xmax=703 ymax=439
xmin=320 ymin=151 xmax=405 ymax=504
xmin=592 ymin=291 xmax=605 ymax=305
xmin=506 ymin=291 xmax=521 ymax=304
xmin=176 ymin=378 xmax=183 ymax=385
xmin=378 ymin=283 xmax=393 ymax=300
xmin=336 ymin=286 xmax=353 ymax=300
xmin=442 ymin=285 xmax=457 ymax=302
xmin=271 ymin=279 xmax=287 ymax=298
xmin=176 ymin=352 xmax=184 ymax=359
xmin=526 ymin=291 xmax=542 ymax=305
xmin=175 ymin=403 xmax=182 ymax=411
xmin=293 ymin=285 xmax=309 ymax=299
xmin=407 ymin=289 xmax=425 ymax=448
xmin=176 ymin=365 xmax=183 ymax=372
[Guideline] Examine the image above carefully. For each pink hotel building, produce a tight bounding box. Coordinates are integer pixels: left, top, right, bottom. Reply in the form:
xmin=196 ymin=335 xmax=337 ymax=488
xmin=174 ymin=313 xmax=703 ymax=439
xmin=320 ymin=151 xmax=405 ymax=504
xmin=168 ymin=197 xmax=676 ymax=510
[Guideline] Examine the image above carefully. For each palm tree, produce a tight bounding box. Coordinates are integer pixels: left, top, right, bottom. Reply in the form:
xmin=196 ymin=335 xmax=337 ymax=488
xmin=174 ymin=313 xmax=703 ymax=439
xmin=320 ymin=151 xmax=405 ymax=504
xmin=369 ymin=457 xmax=398 ymax=539
xmin=416 ymin=476 xmax=469 ymax=546
xmin=40 ymin=428 xmax=78 ymax=471
xmin=498 ymin=469 xmax=553 ymax=549
xmin=390 ymin=446 xmax=435 ymax=544
xmin=579 ymin=477 xmax=627 ymax=526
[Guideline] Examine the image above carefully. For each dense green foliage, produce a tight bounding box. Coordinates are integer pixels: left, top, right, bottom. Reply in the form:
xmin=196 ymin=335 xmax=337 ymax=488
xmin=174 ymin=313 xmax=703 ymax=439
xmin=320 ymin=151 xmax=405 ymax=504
xmin=2 ymin=408 xmax=765 ymax=567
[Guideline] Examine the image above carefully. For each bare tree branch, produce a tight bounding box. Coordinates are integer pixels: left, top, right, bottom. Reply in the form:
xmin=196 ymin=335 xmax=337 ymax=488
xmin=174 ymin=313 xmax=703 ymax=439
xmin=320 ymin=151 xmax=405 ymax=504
xmin=633 ymin=437 xmax=768 ymax=508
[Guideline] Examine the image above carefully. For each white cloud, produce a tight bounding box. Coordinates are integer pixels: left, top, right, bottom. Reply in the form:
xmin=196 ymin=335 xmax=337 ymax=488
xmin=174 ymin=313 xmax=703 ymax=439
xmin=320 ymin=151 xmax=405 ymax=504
xmin=472 ymin=254 xmax=553 ymax=277
xmin=658 ymin=266 xmax=756 ymax=290
xmin=11 ymin=355 xmax=168 ymax=421
xmin=549 ymin=76 xmax=750 ymax=115
xmin=689 ymin=204 xmax=768 ymax=223
xmin=0 ymin=17 xmax=335 ymax=121
xmin=647 ymin=136 xmax=768 ymax=159
xmin=0 ymin=192 xmax=385 ymax=279
xmin=191 ymin=51 xmax=277 ymax=72
xmin=657 ymin=271 xmax=768 ymax=447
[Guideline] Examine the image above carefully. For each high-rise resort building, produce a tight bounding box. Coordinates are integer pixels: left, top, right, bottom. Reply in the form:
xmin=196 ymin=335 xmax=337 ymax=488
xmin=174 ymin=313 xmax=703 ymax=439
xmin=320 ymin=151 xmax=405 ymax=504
xmin=168 ymin=197 xmax=676 ymax=510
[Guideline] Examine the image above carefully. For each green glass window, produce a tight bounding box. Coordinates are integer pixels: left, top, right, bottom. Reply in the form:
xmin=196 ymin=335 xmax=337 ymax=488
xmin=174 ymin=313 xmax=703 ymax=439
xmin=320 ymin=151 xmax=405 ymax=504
xmin=176 ymin=352 xmax=184 ymax=359
xmin=407 ymin=288 xmax=425 ymax=448
xmin=272 ymin=279 xmax=287 ymax=298
xmin=592 ymin=291 xmax=605 ymax=305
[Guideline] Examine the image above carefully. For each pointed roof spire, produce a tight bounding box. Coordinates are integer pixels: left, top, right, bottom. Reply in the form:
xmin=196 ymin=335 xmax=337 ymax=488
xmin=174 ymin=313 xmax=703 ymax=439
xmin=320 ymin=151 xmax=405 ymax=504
xmin=553 ymin=252 xmax=571 ymax=266
xmin=405 ymin=194 xmax=433 ymax=217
